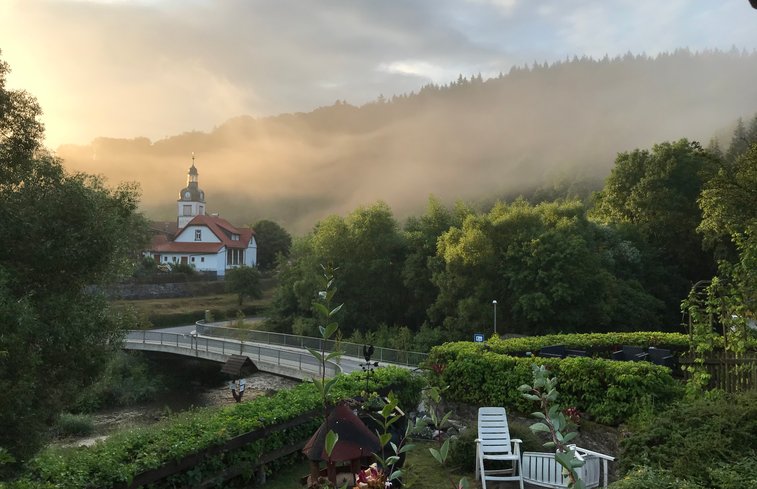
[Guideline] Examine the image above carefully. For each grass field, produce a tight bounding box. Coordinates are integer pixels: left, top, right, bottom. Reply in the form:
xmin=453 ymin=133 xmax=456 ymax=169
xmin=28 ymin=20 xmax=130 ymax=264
xmin=111 ymin=290 xmax=274 ymax=328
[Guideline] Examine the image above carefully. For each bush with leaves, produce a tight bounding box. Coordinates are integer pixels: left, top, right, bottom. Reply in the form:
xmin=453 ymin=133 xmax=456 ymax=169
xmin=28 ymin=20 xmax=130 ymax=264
xmin=427 ymin=341 xmax=683 ymax=424
xmin=618 ymin=389 xmax=757 ymax=488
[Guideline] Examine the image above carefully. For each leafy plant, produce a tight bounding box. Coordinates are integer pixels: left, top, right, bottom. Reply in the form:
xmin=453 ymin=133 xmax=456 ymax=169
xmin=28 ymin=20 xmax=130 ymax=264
xmin=423 ymin=386 xmax=469 ymax=489
xmin=519 ymin=364 xmax=585 ymax=489
xmin=307 ymin=265 xmax=344 ymax=412
xmin=369 ymin=392 xmax=420 ymax=486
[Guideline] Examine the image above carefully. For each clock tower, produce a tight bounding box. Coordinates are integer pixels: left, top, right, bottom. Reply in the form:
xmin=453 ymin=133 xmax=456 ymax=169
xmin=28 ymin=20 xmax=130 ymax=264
xmin=177 ymin=154 xmax=207 ymax=229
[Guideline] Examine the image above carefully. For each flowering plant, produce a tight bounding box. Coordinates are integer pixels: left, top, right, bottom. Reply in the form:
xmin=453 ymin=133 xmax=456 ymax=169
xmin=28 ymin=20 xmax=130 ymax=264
xmin=354 ymin=463 xmax=389 ymax=488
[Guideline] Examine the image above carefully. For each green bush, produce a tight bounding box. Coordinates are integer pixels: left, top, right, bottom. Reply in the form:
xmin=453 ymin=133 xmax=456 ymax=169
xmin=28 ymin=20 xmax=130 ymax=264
xmin=427 ymin=342 xmax=683 ymax=424
xmin=609 ymin=466 xmax=705 ymax=489
xmin=9 ymin=367 xmax=422 ymax=489
xmin=487 ymin=332 xmax=692 ymax=356
xmin=74 ymin=352 xmax=164 ymax=412
xmin=618 ymin=389 xmax=757 ymax=488
xmin=708 ymin=457 xmax=757 ymax=489
xmin=55 ymin=414 xmax=94 ymax=437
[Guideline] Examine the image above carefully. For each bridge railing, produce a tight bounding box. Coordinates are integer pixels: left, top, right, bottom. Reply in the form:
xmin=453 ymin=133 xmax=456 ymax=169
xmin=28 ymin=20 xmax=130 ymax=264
xmin=195 ymin=323 xmax=428 ymax=367
xmin=125 ymin=330 xmax=339 ymax=377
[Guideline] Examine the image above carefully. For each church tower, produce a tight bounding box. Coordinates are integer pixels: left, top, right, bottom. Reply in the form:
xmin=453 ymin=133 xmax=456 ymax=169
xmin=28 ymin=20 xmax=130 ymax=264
xmin=177 ymin=154 xmax=206 ymax=229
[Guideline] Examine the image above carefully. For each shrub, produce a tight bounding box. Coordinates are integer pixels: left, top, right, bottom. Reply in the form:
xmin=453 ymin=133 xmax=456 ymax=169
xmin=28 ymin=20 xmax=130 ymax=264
xmin=487 ymin=332 xmax=692 ymax=356
xmin=609 ymin=466 xmax=705 ymax=489
xmin=427 ymin=342 xmax=683 ymax=424
xmin=618 ymin=389 xmax=757 ymax=488
xmin=74 ymin=351 xmax=164 ymax=412
xmin=55 ymin=414 xmax=94 ymax=437
xmin=10 ymin=367 xmax=422 ymax=489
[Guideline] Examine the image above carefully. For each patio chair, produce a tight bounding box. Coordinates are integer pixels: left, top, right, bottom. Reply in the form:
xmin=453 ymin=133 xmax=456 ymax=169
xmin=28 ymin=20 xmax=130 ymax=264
xmin=611 ymin=345 xmax=648 ymax=361
xmin=475 ymin=407 xmax=524 ymax=489
xmin=647 ymin=347 xmax=675 ymax=368
xmin=539 ymin=345 xmax=566 ymax=358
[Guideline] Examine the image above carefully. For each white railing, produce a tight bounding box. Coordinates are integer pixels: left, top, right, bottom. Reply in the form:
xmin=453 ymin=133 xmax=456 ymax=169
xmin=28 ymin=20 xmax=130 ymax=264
xmin=195 ymin=322 xmax=428 ymax=367
xmin=125 ymin=330 xmax=340 ymax=377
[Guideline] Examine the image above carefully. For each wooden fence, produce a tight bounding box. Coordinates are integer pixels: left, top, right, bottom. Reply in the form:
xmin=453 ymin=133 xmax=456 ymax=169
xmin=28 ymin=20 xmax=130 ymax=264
xmin=679 ymin=351 xmax=757 ymax=392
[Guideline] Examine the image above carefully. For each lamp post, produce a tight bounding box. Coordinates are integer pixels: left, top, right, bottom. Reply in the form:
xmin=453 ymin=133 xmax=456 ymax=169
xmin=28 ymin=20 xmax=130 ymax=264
xmin=492 ymin=300 xmax=497 ymax=336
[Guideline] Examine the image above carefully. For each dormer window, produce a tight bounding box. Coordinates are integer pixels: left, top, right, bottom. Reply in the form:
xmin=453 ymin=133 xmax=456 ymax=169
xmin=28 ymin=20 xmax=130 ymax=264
xmin=195 ymin=229 xmax=202 ymax=241
xmin=232 ymin=234 xmax=239 ymax=241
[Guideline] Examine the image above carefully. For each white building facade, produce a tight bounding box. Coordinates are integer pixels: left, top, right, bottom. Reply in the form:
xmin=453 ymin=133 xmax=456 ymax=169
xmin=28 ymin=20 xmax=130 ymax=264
xmin=145 ymin=159 xmax=257 ymax=277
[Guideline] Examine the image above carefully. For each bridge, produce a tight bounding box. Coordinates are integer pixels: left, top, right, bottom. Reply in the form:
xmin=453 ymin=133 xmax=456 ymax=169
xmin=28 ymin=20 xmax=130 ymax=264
xmin=124 ymin=324 xmax=427 ymax=381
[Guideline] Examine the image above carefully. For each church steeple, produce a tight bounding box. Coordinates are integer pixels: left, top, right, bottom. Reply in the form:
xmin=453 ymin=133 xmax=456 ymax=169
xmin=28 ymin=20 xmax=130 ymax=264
xmin=177 ymin=154 xmax=206 ymax=228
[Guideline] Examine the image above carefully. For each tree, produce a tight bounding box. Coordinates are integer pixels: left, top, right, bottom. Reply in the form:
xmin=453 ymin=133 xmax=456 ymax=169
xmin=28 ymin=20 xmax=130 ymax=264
xmin=401 ymin=196 xmax=464 ymax=328
xmin=0 ymin=53 xmax=148 ymax=463
xmin=591 ymin=139 xmax=719 ymax=310
xmin=431 ymin=199 xmax=665 ymax=337
xmin=225 ymin=266 xmax=263 ymax=305
xmin=253 ymin=219 xmax=292 ymax=271
xmin=699 ymin=143 xmax=757 ymax=253
xmin=268 ymin=202 xmax=408 ymax=335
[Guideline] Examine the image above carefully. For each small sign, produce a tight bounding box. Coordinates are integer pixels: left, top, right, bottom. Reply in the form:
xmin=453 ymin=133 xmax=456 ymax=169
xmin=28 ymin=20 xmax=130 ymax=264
xmin=473 ymin=333 xmax=485 ymax=343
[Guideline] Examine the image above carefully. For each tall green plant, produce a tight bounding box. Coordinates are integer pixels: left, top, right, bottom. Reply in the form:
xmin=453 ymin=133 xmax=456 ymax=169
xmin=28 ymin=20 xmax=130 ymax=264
xmin=307 ymin=265 xmax=344 ymax=412
xmin=424 ymin=386 xmax=470 ymax=489
xmin=519 ymin=365 xmax=585 ymax=489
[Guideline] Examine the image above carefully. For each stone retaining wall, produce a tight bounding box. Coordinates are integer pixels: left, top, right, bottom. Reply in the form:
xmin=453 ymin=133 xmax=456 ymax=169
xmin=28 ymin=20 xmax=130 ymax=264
xmin=102 ymin=280 xmax=226 ymax=300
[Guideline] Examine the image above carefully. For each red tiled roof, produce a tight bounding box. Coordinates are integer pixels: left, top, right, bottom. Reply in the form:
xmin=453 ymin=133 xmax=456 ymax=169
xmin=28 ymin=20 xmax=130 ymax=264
xmin=151 ymin=241 xmax=224 ymax=254
xmin=185 ymin=215 xmax=255 ymax=249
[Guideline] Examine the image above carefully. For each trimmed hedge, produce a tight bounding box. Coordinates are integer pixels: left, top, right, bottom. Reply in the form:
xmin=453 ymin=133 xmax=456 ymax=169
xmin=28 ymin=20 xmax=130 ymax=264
xmin=6 ymin=367 xmax=423 ymax=489
xmin=427 ymin=341 xmax=683 ymax=424
xmin=487 ymin=332 xmax=692 ymax=356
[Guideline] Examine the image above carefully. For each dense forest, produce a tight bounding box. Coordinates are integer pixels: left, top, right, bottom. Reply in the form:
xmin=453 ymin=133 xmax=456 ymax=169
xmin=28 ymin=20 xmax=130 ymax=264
xmin=59 ymin=49 xmax=757 ymax=233
xmin=265 ymin=117 xmax=757 ymax=350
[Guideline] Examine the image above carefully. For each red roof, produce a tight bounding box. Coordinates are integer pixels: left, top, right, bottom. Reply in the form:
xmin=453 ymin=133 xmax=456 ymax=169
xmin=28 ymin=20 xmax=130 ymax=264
xmin=151 ymin=241 xmax=224 ymax=254
xmin=146 ymin=215 xmax=255 ymax=253
xmin=185 ymin=214 xmax=255 ymax=250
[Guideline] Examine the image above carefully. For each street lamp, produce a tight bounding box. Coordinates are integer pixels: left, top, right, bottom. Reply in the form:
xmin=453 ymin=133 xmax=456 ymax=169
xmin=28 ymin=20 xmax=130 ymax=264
xmin=492 ymin=300 xmax=497 ymax=336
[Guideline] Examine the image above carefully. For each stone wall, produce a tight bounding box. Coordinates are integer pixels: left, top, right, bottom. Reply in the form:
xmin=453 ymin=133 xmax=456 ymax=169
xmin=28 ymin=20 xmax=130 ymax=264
xmin=103 ymin=280 xmax=226 ymax=300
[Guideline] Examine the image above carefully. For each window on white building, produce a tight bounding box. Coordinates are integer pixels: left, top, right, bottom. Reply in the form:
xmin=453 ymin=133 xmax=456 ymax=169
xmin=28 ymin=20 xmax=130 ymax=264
xmin=183 ymin=204 xmax=192 ymax=216
xmin=201 ymin=257 xmax=205 ymax=262
xmin=195 ymin=229 xmax=202 ymax=241
xmin=191 ymin=257 xmax=195 ymax=263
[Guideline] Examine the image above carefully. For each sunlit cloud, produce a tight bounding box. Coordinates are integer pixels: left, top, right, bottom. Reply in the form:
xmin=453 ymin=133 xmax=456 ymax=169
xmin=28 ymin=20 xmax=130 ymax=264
xmin=377 ymin=60 xmax=458 ymax=84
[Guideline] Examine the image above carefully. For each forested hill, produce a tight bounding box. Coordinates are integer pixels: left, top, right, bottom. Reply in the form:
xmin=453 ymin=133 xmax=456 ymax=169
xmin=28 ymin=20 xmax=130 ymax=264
xmin=58 ymin=49 xmax=757 ymax=233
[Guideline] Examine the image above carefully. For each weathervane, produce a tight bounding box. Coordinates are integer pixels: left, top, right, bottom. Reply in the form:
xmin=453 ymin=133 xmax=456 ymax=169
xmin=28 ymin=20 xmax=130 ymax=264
xmin=360 ymin=344 xmax=379 ymax=391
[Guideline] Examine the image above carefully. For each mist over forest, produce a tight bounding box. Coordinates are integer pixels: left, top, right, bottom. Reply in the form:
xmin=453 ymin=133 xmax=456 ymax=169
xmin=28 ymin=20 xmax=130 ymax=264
xmin=58 ymin=49 xmax=757 ymax=233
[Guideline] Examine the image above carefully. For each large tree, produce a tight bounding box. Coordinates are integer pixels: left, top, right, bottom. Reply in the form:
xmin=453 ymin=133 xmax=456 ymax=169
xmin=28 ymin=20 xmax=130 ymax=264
xmin=591 ymin=139 xmax=719 ymax=309
xmin=431 ymin=200 xmax=665 ymax=337
xmin=0 ymin=54 xmax=148 ymax=462
xmin=252 ymin=219 xmax=292 ymax=271
xmin=268 ymin=202 xmax=408 ymax=335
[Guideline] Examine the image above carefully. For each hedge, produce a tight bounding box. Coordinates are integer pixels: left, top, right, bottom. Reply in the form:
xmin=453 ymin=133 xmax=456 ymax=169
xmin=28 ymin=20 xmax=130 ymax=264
xmin=426 ymin=341 xmax=683 ymax=424
xmin=5 ymin=367 xmax=423 ymax=489
xmin=487 ymin=332 xmax=692 ymax=356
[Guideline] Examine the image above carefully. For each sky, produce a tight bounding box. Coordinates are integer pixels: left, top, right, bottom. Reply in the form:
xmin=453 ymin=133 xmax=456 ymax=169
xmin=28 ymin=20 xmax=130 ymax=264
xmin=1 ymin=0 xmax=756 ymax=148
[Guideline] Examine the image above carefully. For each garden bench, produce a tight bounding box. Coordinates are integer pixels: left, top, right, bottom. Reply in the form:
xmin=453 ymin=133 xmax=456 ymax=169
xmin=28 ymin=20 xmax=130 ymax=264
xmin=522 ymin=446 xmax=615 ymax=489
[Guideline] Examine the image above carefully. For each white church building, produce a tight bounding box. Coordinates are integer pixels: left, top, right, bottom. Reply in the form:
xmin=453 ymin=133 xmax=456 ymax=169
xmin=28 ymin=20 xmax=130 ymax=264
xmin=145 ymin=158 xmax=257 ymax=277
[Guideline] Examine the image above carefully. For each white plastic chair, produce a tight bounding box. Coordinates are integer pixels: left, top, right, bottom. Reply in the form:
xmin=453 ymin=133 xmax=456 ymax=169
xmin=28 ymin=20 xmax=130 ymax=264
xmin=475 ymin=407 xmax=524 ymax=489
